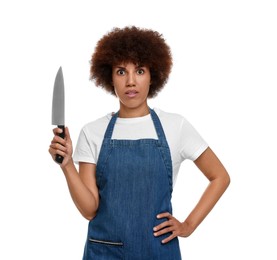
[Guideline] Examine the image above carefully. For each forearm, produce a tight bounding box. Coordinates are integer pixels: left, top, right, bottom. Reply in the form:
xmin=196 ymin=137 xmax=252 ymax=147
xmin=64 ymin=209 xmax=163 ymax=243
xmin=61 ymin=160 xmax=98 ymax=220
xmin=184 ymin=175 xmax=230 ymax=235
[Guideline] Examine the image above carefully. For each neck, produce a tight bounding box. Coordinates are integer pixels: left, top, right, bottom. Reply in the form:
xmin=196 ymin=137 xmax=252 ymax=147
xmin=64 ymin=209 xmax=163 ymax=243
xmin=118 ymin=103 xmax=150 ymax=118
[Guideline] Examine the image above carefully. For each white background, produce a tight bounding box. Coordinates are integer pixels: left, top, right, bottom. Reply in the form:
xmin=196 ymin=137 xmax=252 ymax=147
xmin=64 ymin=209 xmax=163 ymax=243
xmin=0 ymin=0 xmax=276 ymax=259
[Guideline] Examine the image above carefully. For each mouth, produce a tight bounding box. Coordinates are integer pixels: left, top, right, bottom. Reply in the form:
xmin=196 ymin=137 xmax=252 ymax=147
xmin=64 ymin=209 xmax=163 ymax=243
xmin=125 ymin=90 xmax=138 ymax=98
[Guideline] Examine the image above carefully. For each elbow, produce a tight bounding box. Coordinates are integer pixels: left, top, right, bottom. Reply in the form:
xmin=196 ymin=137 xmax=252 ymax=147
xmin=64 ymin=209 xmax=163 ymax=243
xmin=83 ymin=211 xmax=97 ymax=221
xmin=223 ymin=171 xmax=231 ymax=190
xmin=79 ymin=200 xmax=99 ymax=221
xmin=82 ymin=214 xmax=96 ymax=221
xmin=80 ymin=205 xmax=98 ymax=221
xmin=210 ymin=169 xmax=231 ymax=187
xmin=83 ymin=213 xmax=93 ymax=221
xmin=211 ymin=170 xmax=230 ymax=190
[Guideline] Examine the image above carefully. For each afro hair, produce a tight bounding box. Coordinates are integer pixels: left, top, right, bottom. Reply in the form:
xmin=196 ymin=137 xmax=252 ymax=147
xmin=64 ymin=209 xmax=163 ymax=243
xmin=90 ymin=26 xmax=172 ymax=98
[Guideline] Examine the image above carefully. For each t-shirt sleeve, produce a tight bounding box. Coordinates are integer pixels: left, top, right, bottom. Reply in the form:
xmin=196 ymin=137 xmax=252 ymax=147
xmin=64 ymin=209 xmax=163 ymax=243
xmin=179 ymin=118 xmax=208 ymax=161
xmin=73 ymin=127 xmax=96 ymax=164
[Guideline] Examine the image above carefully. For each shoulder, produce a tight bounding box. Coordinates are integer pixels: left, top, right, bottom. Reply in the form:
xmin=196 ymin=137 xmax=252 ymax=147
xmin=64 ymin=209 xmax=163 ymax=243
xmin=154 ymin=107 xmax=187 ymax=127
xmin=80 ymin=112 xmax=113 ymax=138
xmin=154 ymin=107 xmax=204 ymax=141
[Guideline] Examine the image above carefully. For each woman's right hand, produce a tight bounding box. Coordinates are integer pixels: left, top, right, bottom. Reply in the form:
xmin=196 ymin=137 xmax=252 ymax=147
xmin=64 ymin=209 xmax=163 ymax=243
xmin=49 ymin=127 xmax=73 ymax=168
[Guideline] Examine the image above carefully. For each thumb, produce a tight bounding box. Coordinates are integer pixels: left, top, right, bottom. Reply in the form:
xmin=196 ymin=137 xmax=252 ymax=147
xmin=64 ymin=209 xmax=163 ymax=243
xmin=64 ymin=127 xmax=71 ymax=140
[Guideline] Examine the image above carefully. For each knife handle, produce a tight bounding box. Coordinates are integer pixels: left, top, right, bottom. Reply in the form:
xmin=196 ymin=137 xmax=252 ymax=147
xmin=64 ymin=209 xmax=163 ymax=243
xmin=55 ymin=125 xmax=65 ymax=164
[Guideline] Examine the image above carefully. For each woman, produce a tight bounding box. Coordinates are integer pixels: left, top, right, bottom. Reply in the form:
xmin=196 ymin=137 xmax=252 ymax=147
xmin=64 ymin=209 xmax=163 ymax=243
xmin=49 ymin=26 xmax=230 ymax=259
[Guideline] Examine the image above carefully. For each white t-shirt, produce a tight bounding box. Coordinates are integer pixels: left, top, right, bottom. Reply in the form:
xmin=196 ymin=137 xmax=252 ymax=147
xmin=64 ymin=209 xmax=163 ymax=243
xmin=73 ymin=108 xmax=208 ymax=186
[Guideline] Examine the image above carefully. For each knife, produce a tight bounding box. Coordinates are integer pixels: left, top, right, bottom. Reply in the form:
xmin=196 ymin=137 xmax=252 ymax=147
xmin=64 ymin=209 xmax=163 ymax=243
xmin=52 ymin=66 xmax=65 ymax=164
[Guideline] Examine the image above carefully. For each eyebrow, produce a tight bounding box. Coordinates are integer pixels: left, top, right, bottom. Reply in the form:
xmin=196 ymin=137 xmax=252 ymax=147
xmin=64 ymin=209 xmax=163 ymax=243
xmin=114 ymin=65 xmax=145 ymax=69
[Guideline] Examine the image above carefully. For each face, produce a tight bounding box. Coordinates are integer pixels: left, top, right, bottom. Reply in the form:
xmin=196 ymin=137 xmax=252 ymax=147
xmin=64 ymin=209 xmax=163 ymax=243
xmin=112 ymin=62 xmax=151 ymax=116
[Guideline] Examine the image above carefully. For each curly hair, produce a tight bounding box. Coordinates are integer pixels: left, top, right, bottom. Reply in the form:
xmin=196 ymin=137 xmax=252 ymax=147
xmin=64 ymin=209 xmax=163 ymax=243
xmin=90 ymin=26 xmax=172 ymax=98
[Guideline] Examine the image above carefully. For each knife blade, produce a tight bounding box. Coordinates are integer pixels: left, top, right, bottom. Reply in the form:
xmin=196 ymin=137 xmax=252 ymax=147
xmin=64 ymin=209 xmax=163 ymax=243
xmin=52 ymin=66 xmax=65 ymax=164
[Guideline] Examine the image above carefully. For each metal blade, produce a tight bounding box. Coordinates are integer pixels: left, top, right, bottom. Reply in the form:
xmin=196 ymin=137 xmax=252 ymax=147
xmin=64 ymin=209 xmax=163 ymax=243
xmin=52 ymin=66 xmax=65 ymax=125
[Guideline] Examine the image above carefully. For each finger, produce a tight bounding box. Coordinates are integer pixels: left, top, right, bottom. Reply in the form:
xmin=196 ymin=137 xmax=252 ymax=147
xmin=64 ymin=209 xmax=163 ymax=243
xmin=50 ymin=142 xmax=67 ymax=152
xmin=52 ymin=147 xmax=66 ymax=158
xmin=157 ymin=212 xmax=172 ymax=219
xmin=161 ymin=233 xmax=176 ymax=244
xmin=153 ymin=220 xmax=170 ymax=232
xmin=52 ymin=135 xmax=67 ymax=146
xmin=48 ymin=147 xmax=56 ymax=158
xmin=49 ymin=148 xmax=66 ymax=164
xmin=153 ymin=212 xmax=172 ymax=231
xmin=49 ymin=143 xmax=66 ymax=156
xmin=48 ymin=147 xmax=66 ymax=160
xmin=154 ymin=226 xmax=173 ymax=237
xmin=64 ymin=127 xmax=70 ymax=139
xmin=53 ymin=127 xmax=63 ymax=135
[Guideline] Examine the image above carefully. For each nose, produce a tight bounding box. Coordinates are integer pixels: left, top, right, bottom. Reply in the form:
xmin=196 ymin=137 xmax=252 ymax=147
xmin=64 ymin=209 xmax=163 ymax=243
xmin=126 ymin=72 xmax=136 ymax=87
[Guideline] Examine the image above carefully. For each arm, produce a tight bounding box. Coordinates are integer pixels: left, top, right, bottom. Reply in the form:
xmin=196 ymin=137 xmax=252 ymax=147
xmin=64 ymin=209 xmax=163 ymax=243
xmin=153 ymin=147 xmax=230 ymax=243
xmin=62 ymin=161 xmax=99 ymax=220
xmin=49 ymin=127 xmax=99 ymax=220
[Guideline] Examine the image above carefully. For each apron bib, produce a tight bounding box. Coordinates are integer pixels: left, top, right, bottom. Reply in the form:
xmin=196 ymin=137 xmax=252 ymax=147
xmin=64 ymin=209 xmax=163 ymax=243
xmin=83 ymin=109 xmax=181 ymax=260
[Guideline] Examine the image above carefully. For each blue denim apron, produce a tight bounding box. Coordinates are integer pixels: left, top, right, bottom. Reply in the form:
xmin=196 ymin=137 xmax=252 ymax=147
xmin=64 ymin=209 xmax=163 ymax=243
xmin=83 ymin=109 xmax=181 ymax=259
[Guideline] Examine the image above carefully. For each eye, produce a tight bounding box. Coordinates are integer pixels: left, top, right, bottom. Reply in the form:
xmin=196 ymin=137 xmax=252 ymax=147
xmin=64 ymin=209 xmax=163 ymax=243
xmin=137 ymin=68 xmax=145 ymax=75
xmin=116 ymin=69 xmax=125 ymax=75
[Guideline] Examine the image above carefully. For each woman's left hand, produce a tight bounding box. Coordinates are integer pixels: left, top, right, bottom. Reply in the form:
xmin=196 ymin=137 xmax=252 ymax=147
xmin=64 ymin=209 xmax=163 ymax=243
xmin=153 ymin=212 xmax=192 ymax=244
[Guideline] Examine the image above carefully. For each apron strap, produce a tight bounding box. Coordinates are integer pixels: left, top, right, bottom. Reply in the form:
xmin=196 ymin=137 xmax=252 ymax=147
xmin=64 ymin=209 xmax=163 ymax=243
xmin=103 ymin=112 xmax=119 ymax=139
xmin=149 ymin=109 xmax=167 ymax=144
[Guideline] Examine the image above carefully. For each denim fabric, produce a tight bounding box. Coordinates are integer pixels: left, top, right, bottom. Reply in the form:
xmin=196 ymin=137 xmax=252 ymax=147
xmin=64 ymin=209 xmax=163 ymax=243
xmin=83 ymin=109 xmax=181 ymax=260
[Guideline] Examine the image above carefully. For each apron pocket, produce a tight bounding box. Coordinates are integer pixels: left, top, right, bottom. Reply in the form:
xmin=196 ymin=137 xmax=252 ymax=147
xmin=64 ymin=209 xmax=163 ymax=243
xmin=86 ymin=238 xmax=124 ymax=259
xmin=89 ymin=238 xmax=123 ymax=247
